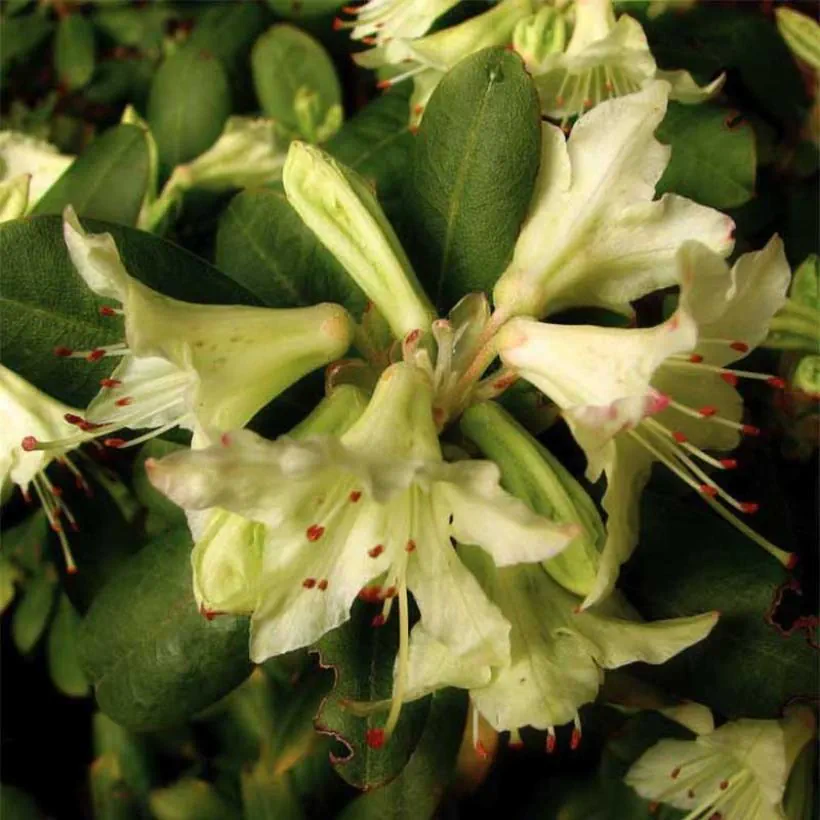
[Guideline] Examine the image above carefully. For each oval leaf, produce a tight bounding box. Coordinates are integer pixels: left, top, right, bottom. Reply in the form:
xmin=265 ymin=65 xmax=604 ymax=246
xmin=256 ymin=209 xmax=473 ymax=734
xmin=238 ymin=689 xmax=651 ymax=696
xmin=31 ymin=124 xmax=149 ymax=226
xmin=12 ymin=569 xmax=56 ymax=654
xmin=54 ymin=13 xmax=95 ymax=91
xmin=400 ymin=47 xmax=540 ymax=310
xmin=147 ymin=46 xmax=232 ymax=172
xmin=78 ymin=527 xmax=252 ymax=731
xmin=47 ymin=593 xmax=90 ymax=697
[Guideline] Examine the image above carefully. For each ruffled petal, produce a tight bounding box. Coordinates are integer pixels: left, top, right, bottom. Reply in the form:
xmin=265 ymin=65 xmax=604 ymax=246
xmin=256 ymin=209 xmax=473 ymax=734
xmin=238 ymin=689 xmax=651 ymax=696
xmin=659 ymin=68 xmax=726 ymax=104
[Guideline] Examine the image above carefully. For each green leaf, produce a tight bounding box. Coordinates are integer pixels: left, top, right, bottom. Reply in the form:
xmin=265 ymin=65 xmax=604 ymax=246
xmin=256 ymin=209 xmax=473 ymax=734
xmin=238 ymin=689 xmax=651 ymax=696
xmin=400 ymin=47 xmax=540 ymax=310
xmin=90 ymin=754 xmax=143 ymax=820
xmin=324 ymin=87 xmax=414 ymax=221
xmin=93 ymin=711 xmax=155 ymax=798
xmin=1 ymin=510 xmax=48 ymax=574
xmin=31 ymin=124 xmax=148 ymax=226
xmin=149 ymin=779 xmax=240 ymax=820
xmin=0 ymin=214 xmax=258 ymax=408
xmin=0 ymin=556 xmax=22 ymax=613
xmin=241 ymin=761 xmax=304 ymax=820
xmin=313 ymin=601 xmax=431 ymax=789
xmin=47 ymin=593 xmax=90 ymax=697
xmin=12 ymin=568 xmax=57 ymax=654
xmin=78 ymin=527 xmax=252 ymax=731
xmin=147 ymin=46 xmax=232 ymax=173
xmin=92 ymin=5 xmax=174 ymax=50
xmin=621 ymin=478 xmax=818 ymax=719
xmin=336 ymin=689 xmax=468 ymax=820
xmin=54 ymin=14 xmax=95 ymax=91
xmin=252 ymin=24 xmax=341 ymax=140
xmin=656 ymin=102 xmax=756 ymax=209
xmin=0 ymin=13 xmax=53 ymax=71
xmin=265 ymin=0 xmax=342 ymax=19
xmin=215 ymin=184 xmax=365 ymax=313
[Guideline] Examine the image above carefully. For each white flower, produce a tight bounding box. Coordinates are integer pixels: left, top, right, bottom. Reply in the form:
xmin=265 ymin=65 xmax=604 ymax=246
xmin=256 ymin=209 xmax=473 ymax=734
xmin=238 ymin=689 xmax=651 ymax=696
xmin=493 ymin=81 xmax=735 ymax=319
xmin=146 ymin=363 xmax=578 ymax=742
xmin=334 ymin=0 xmax=462 ymax=46
xmin=31 ymin=207 xmax=353 ymax=453
xmin=626 ymin=706 xmax=816 ymax=820
xmin=518 ymin=0 xmax=723 ymax=124
xmin=0 ymin=130 xmax=74 ymax=211
xmin=1 ymin=365 xmax=91 ymax=572
xmin=0 ymin=175 xmax=30 ymax=222
xmin=498 ymin=237 xmax=795 ymax=607
xmin=353 ymin=0 xmax=532 ymax=127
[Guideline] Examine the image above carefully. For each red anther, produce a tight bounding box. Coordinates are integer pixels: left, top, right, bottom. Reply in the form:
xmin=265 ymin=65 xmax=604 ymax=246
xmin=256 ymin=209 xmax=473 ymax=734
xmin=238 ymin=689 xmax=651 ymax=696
xmin=51 ymin=522 xmax=62 ymax=533
xmin=720 ymin=372 xmax=739 ymax=387
xmin=21 ymin=436 xmax=38 ymax=452
xmin=730 ymin=341 xmax=749 ymax=353
xmin=87 ymin=349 xmax=106 ymax=362
xmin=79 ymin=421 xmax=102 ymax=432
xmin=54 ymin=346 xmax=74 ymax=357
xmin=99 ymin=306 xmax=119 ymax=317
xmin=349 ymin=490 xmax=362 ymax=503
xmin=382 ymin=585 xmax=397 ymax=599
xmin=220 ymin=433 xmax=231 ymax=447
xmin=698 ymin=406 xmax=718 ymax=417
xmin=306 ymin=524 xmax=325 ymax=542
xmin=67 ymin=565 xmax=79 ymax=575
xmin=99 ymin=378 xmax=122 ymax=388
xmin=365 ymin=729 xmax=385 ymax=749
xmin=509 ymin=738 xmax=524 ymax=750
xmin=409 ymin=125 xmax=419 ymax=135
xmin=200 ymin=605 xmax=219 ymax=621
xmin=672 ymin=431 xmax=688 ymax=444
xmin=51 ymin=486 xmax=63 ymax=497
xmin=64 ymin=413 xmax=83 ymax=425
xmin=719 ymin=780 xmax=729 ymax=791
xmin=376 ymin=79 xmax=392 ymax=89
xmin=405 ymin=539 xmax=416 ymax=552
xmin=689 ymin=353 xmax=704 ymax=363
xmin=362 ymin=36 xmax=377 ymax=45
xmin=787 ymin=554 xmax=799 ymax=570
xmin=316 ymin=580 xmax=328 ymax=591
xmin=358 ymin=586 xmax=382 ymax=602
xmin=475 ymin=741 xmax=489 ymax=760
xmin=767 ymin=376 xmax=786 ymax=389
xmin=546 ymin=733 xmax=556 ymax=754
xmin=719 ymin=458 xmax=738 ymax=469
xmin=332 ymin=17 xmax=343 ymax=30
xmin=302 ymin=578 xmax=317 ymax=589
xmin=371 ymin=614 xmax=386 ymax=627
xmin=570 ymin=728 xmax=581 ymax=750
xmin=104 ymin=438 xmax=126 ymax=448
xmin=646 ymin=392 xmax=670 ymax=414
xmin=368 ymin=544 xmax=384 ymax=558
xmin=670 ymin=766 xmax=681 ymax=780
xmin=413 ymin=105 xmax=424 ymax=116
xmin=699 ymin=484 xmax=718 ymax=498
xmin=740 ymin=502 xmax=759 ymax=514
xmin=115 ymin=397 xmax=133 ymax=407
xmin=742 ymin=424 xmax=760 ymax=436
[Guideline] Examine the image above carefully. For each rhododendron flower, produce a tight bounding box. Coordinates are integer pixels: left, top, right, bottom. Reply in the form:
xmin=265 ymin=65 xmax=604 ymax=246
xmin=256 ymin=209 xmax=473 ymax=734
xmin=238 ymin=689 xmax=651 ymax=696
xmin=493 ymin=81 xmax=735 ymax=319
xmin=30 ymin=207 xmax=353 ymax=452
xmin=0 ymin=130 xmax=73 ymax=211
xmin=498 ymin=237 xmax=794 ymax=606
xmin=626 ymin=706 xmax=816 ymax=820
xmin=516 ymin=0 xmax=723 ymax=124
xmin=334 ymin=0 xmax=461 ymax=47
xmin=146 ymin=363 xmax=578 ymax=742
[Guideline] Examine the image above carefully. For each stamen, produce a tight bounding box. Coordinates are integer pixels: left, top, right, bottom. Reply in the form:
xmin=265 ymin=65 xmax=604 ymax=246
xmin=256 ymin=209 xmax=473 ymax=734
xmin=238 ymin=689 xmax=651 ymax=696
xmin=546 ymin=726 xmax=556 ymax=754
xmin=302 ymin=578 xmax=317 ymax=589
xmin=368 ymin=544 xmax=384 ymax=558
xmin=404 ymin=539 xmax=416 ymax=552
xmin=382 ymin=579 xmax=409 ymax=741
xmin=570 ymin=715 xmax=582 ymax=750
xmin=100 ymin=378 xmax=122 ymax=388
xmin=317 ymin=579 xmax=329 ymax=591
xmin=99 ymin=306 xmax=124 ymax=317
xmin=509 ymin=728 xmax=524 ymax=750
xmin=115 ymin=397 xmax=133 ymax=407
xmin=359 ymin=585 xmax=382 ymax=603
xmin=349 ymin=490 xmax=362 ymax=503
xmin=307 ymin=524 xmax=325 ymax=542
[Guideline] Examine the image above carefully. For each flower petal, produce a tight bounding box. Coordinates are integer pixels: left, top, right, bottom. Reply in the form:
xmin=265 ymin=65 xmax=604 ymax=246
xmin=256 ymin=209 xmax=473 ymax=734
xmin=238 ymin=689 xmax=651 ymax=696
xmin=658 ymin=68 xmax=726 ymax=104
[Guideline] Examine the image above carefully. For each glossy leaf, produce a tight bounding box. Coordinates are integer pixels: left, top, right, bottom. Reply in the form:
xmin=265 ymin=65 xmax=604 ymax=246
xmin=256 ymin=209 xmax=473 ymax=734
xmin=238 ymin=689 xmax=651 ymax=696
xmin=0 ymin=214 xmax=257 ymax=408
xmin=314 ymin=601 xmax=431 ymax=790
xmin=215 ymin=183 xmax=365 ymax=313
xmin=47 ymin=593 xmax=91 ymax=697
xmin=32 ymin=124 xmax=149 ymax=226
xmin=656 ymin=102 xmax=756 ymax=209
xmin=11 ymin=568 xmax=56 ymax=654
xmin=400 ymin=47 xmax=540 ymax=310
xmin=78 ymin=527 xmax=253 ymax=731
xmin=147 ymin=46 xmax=232 ymax=173
xmin=54 ymin=14 xmax=95 ymax=91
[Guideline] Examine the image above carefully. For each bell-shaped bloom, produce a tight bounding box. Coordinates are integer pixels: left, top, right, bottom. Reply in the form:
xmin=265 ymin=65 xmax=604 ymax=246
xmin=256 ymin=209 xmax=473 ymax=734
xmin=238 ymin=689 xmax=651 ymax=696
xmin=147 ymin=363 xmax=578 ymax=740
xmin=397 ymin=551 xmax=718 ymax=754
xmin=519 ymin=0 xmax=723 ymax=124
xmin=283 ymin=142 xmax=435 ymax=339
xmin=353 ymin=0 xmax=532 ymax=127
xmin=335 ymin=0 xmax=461 ymax=47
xmin=493 ymin=82 xmax=735 ymax=319
xmin=626 ymin=706 xmax=816 ymax=820
xmin=0 ymin=130 xmax=73 ymax=211
xmin=33 ymin=207 xmax=354 ymax=452
xmin=0 ymin=365 xmax=92 ymax=572
xmin=498 ymin=237 xmax=794 ymax=607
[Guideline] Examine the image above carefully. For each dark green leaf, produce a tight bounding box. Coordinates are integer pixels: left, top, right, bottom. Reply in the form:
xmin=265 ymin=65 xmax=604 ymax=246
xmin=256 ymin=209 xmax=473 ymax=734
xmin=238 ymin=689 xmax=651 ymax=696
xmin=215 ymin=184 xmax=365 ymax=313
xmin=2 ymin=510 xmax=49 ymax=574
xmin=621 ymin=478 xmax=818 ymax=718
xmin=656 ymin=102 xmax=756 ymax=209
xmin=92 ymin=5 xmax=174 ymax=50
xmin=47 ymin=593 xmax=90 ymax=697
xmin=324 ymin=87 xmax=414 ymax=221
xmin=93 ymin=712 xmax=155 ymax=798
xmin=265 ymin=0 xmax=342 ymax=19
xmin=54 ymin=14 xmax=95 ymax=91
xmin=11 ymin=568 xmax=56 ymax=654
xmin=314 ymin=601 xmax=431 ymax=789
xmin=90 ymin=754 xmax=143 ymax=820
xmin=0 ymin=13 xmax=53 ymax=71
xmin=32 ymin=124 xmax=148 ymax=225
xmin=400 ymin=47 xmax=540 ymax=310
xmin=336 ymin=689 xmax=467 ymax=820
xmin=0 ymin=214 xmax=258 ymax=408
xmin=78 ymin=527 xmax=252 ymax=731
xmin=147 ymin=46 xmax=232 ymax=173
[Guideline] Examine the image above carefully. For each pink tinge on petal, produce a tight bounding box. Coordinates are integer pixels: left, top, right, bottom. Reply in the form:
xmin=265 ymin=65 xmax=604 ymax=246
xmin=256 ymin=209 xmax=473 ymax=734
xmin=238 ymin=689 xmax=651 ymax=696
xmin=644 ymin=391 xmax=670 ymax=416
